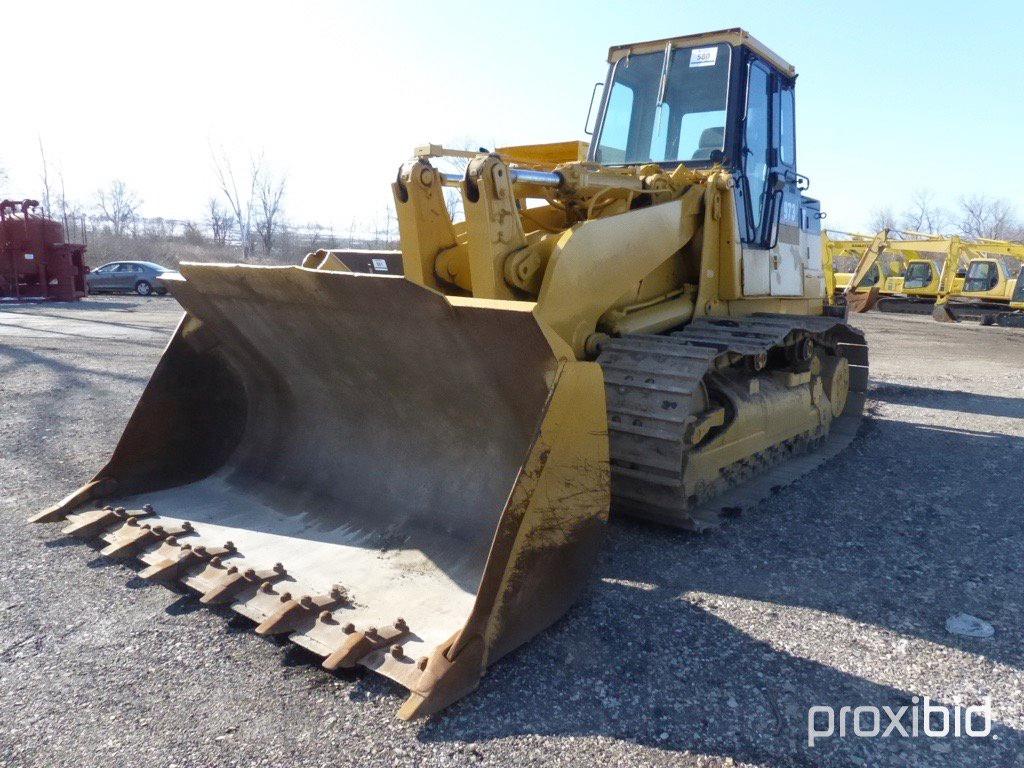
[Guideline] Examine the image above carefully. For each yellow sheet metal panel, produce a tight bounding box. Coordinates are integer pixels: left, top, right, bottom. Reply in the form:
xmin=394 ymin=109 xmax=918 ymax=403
xmin=534 ymin=188 xmax=703 ymax=357
xmin=496 ymin=141 xmax=590 ymax=166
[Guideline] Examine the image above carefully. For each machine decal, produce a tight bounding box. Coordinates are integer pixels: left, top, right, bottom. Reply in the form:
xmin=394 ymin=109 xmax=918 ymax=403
xmin=690 ymin=47 xmax=718 ymax=67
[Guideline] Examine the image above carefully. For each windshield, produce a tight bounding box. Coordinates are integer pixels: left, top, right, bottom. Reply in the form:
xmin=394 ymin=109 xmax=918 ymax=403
xmin=903 ymin=261 xmax=934 ymax=288
xmin=1014 ymin=265 xmax=1024 ymax=302
xmin=595 ymin=43 xmax=732 ymax=165
xmin=964 ymin=260 xmax=998 ymax=292
xmin=858 ymin=263 xmax=880 ymax=287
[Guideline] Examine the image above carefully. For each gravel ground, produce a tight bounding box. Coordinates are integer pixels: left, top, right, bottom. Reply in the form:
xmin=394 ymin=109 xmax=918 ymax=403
xmin=1 ymin=297 xmax=1022 ymax=768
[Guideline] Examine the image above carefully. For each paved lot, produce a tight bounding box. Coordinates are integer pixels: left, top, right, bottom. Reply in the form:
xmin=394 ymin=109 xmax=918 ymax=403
xmin=1 ymin=297 xmax=1022 ymax=768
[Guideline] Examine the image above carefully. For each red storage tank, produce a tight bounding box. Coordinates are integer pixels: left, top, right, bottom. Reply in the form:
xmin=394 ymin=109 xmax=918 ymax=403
xmin=0 ymin=199 xmax=88 ymax=300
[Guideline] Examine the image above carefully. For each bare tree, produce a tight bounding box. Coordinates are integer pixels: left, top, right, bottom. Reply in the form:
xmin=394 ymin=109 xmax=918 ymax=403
xmin=57 ymin=171 xmax=71 ymax=237
xmin=442 ymin=156 xmax=469 ymax=221
xmin=144 ymin=217 xmax=175 ymax=239
xmin=306 ymin=222 xmax=323 ymax=250
xmin=901 ymin=189 xmax=947 ymax=235
xmin=183 ymin=221 xmax=206 ymax=245
xmin=868 ymin=205 xmax=897 ymax=233
xmin=369 ymin=203 xmax=399 ymax=248
xmin=207 ymin=198 xmax=234 ymax=246
xmin=211 ymin=148 xmax=287 ymax=259
xmin=57 ymin=179 xmax=86 ymax=242
xmin=96 ymin=180 xmax=141 ymax=237
xmin=254 ymin=166 xmax=286 ymax=256
xmin=958 ymin=195 xmax=1019 ymax=240
xmin=211 ymin=146 xmax=258 ymax=259
xmin=432 ymin=138 xmax=493 ymax=222
xmin=38 ymin=137 xmax=53 ymax=218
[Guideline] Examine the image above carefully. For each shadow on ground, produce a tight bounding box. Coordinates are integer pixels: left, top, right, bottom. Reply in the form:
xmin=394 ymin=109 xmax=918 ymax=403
xmin=408 ymin=407 xmax=1023 ymax=766
xmin=870 ymin=382 xmax=1024 ymax=419
xmin=0 ymin=343 xmax=158 ymax=385
xmin=0 ymin=298 xmax=168 ymax=312
xmin=14 ymin=345 xmax=1024 ymax=767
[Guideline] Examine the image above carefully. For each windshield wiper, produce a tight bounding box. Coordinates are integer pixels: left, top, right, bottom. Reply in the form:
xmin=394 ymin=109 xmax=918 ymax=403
xmin=654 ymin=42 xmax=672 ymax=138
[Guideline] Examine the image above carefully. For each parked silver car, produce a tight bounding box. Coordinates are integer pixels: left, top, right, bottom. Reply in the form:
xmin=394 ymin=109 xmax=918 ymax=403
xmin=86 ymin=261 xmax=178 ymax=296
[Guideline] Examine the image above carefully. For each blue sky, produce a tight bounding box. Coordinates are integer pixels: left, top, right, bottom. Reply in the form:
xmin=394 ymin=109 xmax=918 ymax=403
xmin=1 ymin=0 xmax=1020 ymax=234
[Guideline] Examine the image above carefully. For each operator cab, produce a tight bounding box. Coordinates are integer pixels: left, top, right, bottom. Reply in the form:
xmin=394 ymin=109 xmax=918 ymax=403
xmin=903 ymin=260 xmax=935 ymax=290
xmin=962 ymin=259 xmax=1001 ymax=294
xmin=590 ymin=28 xmax=807 ymax=251
xmin=860 ymin=263 xmax=880 ymax=288
xmin=1013 ymin=265 xmax=1024 ymax=304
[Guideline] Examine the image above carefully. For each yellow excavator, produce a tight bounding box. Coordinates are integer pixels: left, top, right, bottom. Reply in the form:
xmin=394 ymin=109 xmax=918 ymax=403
xmin=932 ymin=239 xmax=1023 ymax=322
xmin=822 ymin=230 xmax=907 ymax=309
xmin=1000 ymin=272 xmax=1024 ymax=325
xmin=30 ymin=29 xmax=868 ymax=718
xmin=839 ymin=230 xmax=968 ymax=316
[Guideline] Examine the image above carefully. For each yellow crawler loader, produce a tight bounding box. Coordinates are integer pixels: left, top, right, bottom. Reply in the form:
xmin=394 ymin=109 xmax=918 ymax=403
xmin=31 ymin=29 xmax=868 ymax=718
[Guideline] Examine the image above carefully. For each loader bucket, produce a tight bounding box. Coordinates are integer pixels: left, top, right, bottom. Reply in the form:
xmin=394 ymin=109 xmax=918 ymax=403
xmin=31 ymin=264 xmax=609 ymax=718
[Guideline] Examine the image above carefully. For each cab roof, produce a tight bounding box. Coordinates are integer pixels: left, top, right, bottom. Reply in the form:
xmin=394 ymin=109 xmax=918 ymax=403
xmin=607 ymin=28 xmax=796 ymax=77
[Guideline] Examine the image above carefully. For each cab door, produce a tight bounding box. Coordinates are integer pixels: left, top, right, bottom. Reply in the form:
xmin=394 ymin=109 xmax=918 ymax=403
xmin=739 ymin=60 xmax=772 ymax=296
xmin=737 ymin=58 xmax=812 ymax=298
xmin=768 ymin=78 xmax=807 ymax=297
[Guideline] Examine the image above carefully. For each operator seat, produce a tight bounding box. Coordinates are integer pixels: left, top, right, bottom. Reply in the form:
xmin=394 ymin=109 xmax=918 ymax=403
xmin=690 ymin=126 xmax=725 ymax=161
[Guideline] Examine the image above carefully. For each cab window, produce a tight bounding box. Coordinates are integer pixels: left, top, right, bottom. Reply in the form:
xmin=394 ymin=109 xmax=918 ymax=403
xmin=594 ymin=43 xmax=732 ymax=165
xmin=1012 ymin=265 xmax=1024 ymax=302
xmin=860 ymin=263 xmax=880 ymax=287
xmin=779 ymin=85 xmax=796 ymax=167
xmin=743 ymin=62 xmax=771 ymax=239
xmin=964 ymin=261 xmax=998 ymax=291
xmin=903 ymin=262 xmax=933 ymax=288
xmin=596 ymin=83 xmax=634 ymax=164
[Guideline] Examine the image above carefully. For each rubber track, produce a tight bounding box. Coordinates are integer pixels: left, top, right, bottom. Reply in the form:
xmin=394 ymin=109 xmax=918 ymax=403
xmin=598 ymin=314 xmax=868 ymax=530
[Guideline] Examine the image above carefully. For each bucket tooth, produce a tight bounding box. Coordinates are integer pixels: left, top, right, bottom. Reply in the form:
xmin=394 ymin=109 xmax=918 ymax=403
xmin=100 ymin=520 xmax=193 ymax=559
xmin=255 ymin=585 xmax=349 ymax=636
xmin=100 ymin=521 xmax=158 ymax=558
xmin=138 ymin=543 xmax=197 ymax=580
xmin=199 ymin=564 xmax=283 ymax=606
xmin=139 ymin=541 xmax=235 ymax=582
xmin=62 ymin=504 xmax=154 ymax=539
xmin=28 ymin=478 xmax=115 ymax=524
xmin=322 ymin=621 xmax=409 ymax=671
